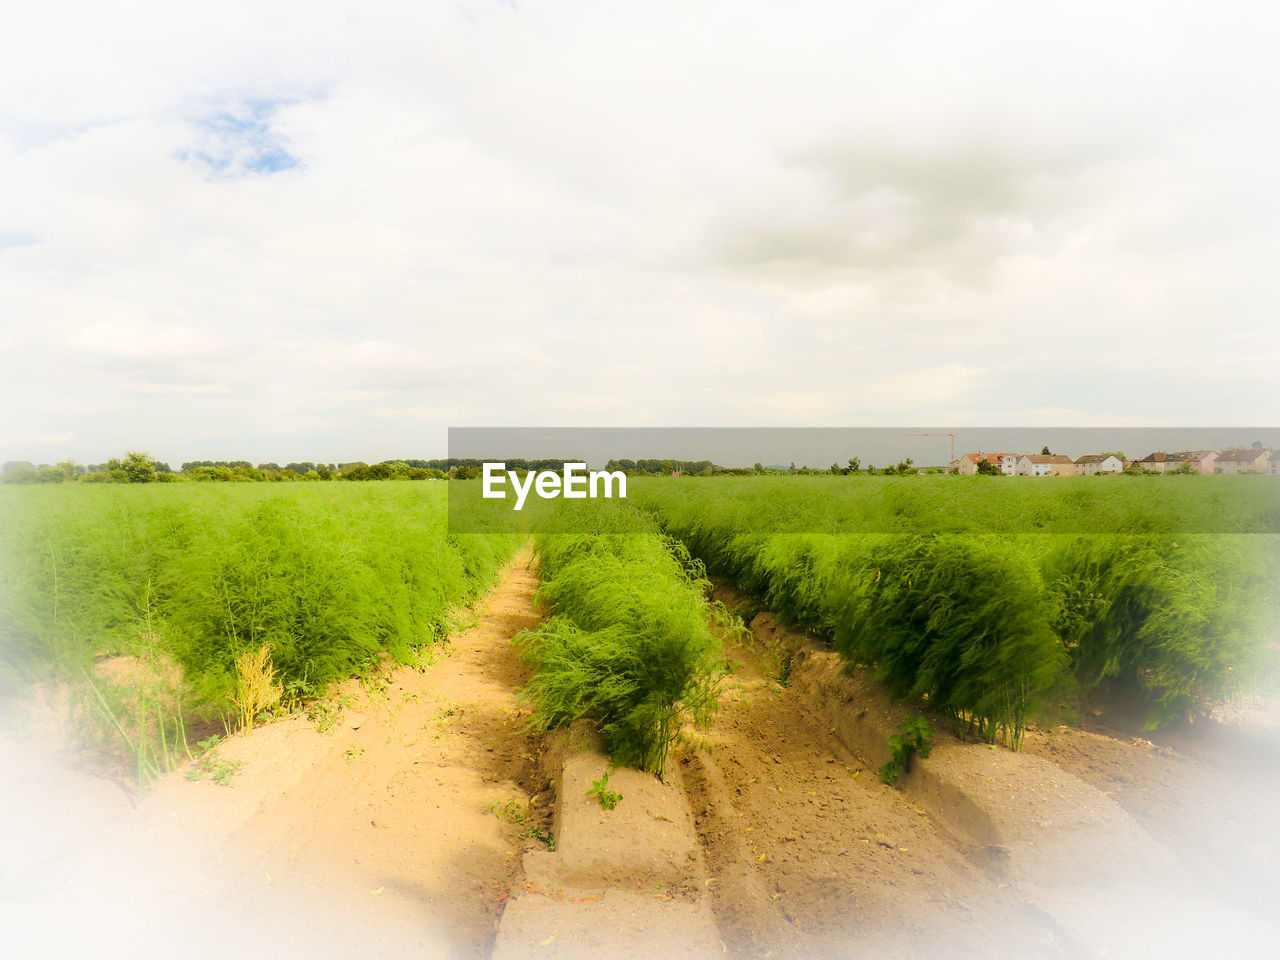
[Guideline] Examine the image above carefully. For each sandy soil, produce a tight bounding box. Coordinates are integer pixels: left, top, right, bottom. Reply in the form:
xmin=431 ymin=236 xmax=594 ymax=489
xmin=1024 ymin=708 xmax=1280 ymax=922
xmin=682 ymin=635 xmax=1066 ymax=960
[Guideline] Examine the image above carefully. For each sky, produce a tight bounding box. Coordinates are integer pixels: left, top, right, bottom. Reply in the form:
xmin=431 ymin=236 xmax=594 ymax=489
xmin=2 ymin=1 xmax=1278 ymax=466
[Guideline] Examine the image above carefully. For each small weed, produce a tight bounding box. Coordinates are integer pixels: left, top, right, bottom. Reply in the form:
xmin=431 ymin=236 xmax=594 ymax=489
xmin=307 ymin=691 xmax=355 ymax=734
xmin=525 ymin=824 xmax=556 ymax=850
xmin=491 ymin=797 xmax=556 ymax=850
xmin=491 ymin=797 xmax=527 ymax=824
xmin=344 ymin=745 xmax=366 ymax=763
xmin=878 ymin=715 xmax=933 ymax=786
xmin=360 ymin=672 xmax=391 ymax=705
xmin=185 ymin=735 xmax=243 ymax=785
xmin=585 ymin=771 xmax=623 ymax=810
xmin=774 ymin=650 xmax=796 ymax=687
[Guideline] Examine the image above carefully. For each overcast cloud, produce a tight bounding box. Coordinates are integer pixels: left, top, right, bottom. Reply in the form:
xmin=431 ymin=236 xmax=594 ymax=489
xmin=1 ymin=1 xmax=1277 ymax=464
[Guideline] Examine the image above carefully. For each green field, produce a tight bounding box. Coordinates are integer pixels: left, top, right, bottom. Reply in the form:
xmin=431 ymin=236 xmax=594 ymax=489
xmin=631 ymin=478 xmax=1280 ymax=740
xmin=3 ymin=476 xmax=1277 ymax=782
xmin=0 ymin=483 xmax=521 ymax=778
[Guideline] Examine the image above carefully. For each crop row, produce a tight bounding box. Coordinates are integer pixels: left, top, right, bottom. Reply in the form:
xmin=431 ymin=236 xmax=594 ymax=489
xmin=516 ymin=508 xmax=723 ymax=775
xmin=0 ymin=484 xmax=520 ymax=716
xmin=633 ymin=482 xmax=1280 ymax=740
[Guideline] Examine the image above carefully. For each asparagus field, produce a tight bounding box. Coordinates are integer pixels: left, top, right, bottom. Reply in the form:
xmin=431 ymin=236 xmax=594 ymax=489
xmin=631 ymin=477 xmax=1280 ymax=739
xmin=0 ymin=483 xmax=520 ymax=778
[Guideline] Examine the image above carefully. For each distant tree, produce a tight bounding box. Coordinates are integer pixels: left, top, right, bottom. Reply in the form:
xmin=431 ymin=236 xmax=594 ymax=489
xmin=847 ymin=457 xmax=861 ymax=473
xmin=122 ymin=451 xmax=157 ymax=483
xmin=1252 ymin=440 xmax=1263 ymax=450
xmin=257 ymin=462 xmax=282 ymax=473
xmin=976 ymin=460 xmax=1001 ymax=476
xmin=753 ymin=462 xmax=764 ymax=474
xmin=316 ymin=463 xmax=332 ymax=480
xmin=1041 ymin=445 xmax=1052 ymax=455
xmin=2 ymin=461 xmax=38 ymax=484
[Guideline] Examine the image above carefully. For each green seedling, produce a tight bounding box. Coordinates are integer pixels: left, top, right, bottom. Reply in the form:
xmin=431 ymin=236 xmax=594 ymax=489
xmin=586 ymin=771 xmax=623 ymax=810
xmin=878 ymin=715 xmax=933 ymax=787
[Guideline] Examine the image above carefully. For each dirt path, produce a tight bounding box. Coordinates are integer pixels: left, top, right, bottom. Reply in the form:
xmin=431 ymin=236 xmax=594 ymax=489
xmin=683 ymin=637 xmax=1066 ymax=960
xmin=213 ymin=545 xmax=546 ymax=956
xmin=3 ymin=547 xmax=548 ymax=960
xmin=1024 ymin=712 xmax=1280 ymax=925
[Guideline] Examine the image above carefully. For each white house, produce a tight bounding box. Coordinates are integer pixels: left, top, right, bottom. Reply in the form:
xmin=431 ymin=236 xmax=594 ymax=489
xmin=1074 ymin=454 xmax=1124 ymax=475
xmin=1016 ymin=454 xmax=1076 ymax=477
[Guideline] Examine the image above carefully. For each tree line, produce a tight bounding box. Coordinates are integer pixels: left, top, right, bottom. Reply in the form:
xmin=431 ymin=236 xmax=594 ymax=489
xmin=0 ymin=454 xmax=583 ymax=484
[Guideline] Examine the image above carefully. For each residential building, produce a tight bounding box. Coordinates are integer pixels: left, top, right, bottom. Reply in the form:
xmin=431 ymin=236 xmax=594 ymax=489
xmin=1074 ymin=454 xmax=1124 ymax=475
xmin=1168 ymin=450 xmax=1218 ymax=475
xmin=1137 ymin=451 xmax=1171 ymax=474
xmin=1216 ymin=449 xmax=1273 ymax=474
xmin=1016 ymin=454 xmax=1076 ymax=477
xmin=956 ymin=452 xmax=1015 ymax=476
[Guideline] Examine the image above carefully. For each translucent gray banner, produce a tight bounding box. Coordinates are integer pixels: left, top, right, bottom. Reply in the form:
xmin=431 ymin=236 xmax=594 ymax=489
xmin=446 ymin=428 xmax=1280 ymax=534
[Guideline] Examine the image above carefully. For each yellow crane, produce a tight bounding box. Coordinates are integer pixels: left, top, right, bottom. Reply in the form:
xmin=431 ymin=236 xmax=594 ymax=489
xmin=903 ymin=432 xmax=957 ymax=468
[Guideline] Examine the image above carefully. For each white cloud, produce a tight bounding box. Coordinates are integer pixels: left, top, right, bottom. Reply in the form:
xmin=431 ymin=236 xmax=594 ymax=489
xmin=1 ymin=1 xmax=1277 ymax=463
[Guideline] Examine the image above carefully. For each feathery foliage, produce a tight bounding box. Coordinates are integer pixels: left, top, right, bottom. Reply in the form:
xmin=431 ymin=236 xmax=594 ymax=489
xmin=0 ymin=483 xmax=520 ymax=726
xmin=634 ymin=481 xmax=1278 ymax=735
xmin=517 ymin=513 xmax=723 ymax=776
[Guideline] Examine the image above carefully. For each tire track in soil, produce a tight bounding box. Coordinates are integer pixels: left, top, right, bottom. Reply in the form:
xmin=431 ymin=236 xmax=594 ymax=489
xmin=683 ymin=643 xmax=1069 ymax=960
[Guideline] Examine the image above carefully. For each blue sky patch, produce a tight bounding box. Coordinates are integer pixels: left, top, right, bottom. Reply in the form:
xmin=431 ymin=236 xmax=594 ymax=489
xmin=178 ymin=97 xmax=302 ymax=178
xmin=0 ymin=231 xmax=40 ymax=251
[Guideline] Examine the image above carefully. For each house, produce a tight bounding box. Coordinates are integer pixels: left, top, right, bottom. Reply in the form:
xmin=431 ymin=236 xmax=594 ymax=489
xmin=1167 ymin=450 xmax=1218 ymax=475
xmin=1137 ymin=451 xmax=1170 ymax=474
xmin=1216 ymin=449 xmax=1272 ymax=474
xmin=955 ymin=452 xmax=1015 ymax=476
xmin=1074 ymin=454 xmax=1124 ymax=475
xmin=1016 ymin=454 xmax=1076 ymax=477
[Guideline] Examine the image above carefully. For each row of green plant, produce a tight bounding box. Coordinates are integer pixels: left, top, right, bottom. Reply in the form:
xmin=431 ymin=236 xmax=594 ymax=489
xmin=515 ymin=509 xmax=724 ymax=776
xmin=634 ymin=482 xmax=1279 ymax=740
xmin=0 ymin=483 xmax=520 ymax=783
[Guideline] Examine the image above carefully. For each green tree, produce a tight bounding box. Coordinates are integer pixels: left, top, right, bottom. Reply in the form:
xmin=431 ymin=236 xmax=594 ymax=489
xmin=122 ymin=451 xmax=157 ymax=483
xmin=976 ymin=459 xmax=1001 ymax=476
xmin=2 ymin=461 xmax=38 ymax=484
xmin=847 ymin=457 xmax=861 ymax=473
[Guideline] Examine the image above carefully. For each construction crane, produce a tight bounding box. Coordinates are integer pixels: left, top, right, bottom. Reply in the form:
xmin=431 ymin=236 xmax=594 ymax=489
xmin=903 ymin=432 xmax=957 ymax=468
